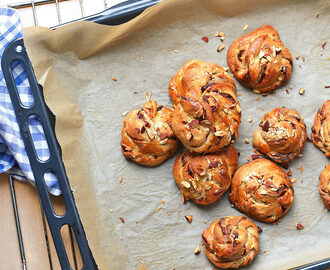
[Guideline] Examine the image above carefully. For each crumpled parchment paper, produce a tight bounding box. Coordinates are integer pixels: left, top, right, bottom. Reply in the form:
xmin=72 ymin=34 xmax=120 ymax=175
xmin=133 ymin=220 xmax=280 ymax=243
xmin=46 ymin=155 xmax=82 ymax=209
xmin=23 ymin=0 xmax=330 ymax=269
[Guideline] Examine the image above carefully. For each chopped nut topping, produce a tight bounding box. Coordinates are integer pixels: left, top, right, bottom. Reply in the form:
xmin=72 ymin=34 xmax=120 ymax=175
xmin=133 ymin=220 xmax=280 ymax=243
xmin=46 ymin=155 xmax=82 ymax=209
xmin=296 ymin=223 xmax=304 ymax=230
xmin=253 ymin=89 xmax=261 ymax=94
xmin=136 ymin=220 xmax=139 ymax=224
xmin=121 ymin=111 xmax=129 ymax=117
xmin=120 ymin=177 xmax=123 ymax=183
xmin=247 ymin=116 xmax=252 ymax=123
xmin=263 ymin=250 xmax=269 ymax=254
xmin=243 ymin=24 xmax=248 ymax=31
xmin=185 ymin=215 xmax=193 ymax=223
xmin=194 ymin=245 xmax=201 ymax=255
xmin=321 ymin=42 xmax=327 ymax=49
xmin=145 ymin=91 xmax=152 ymax=101
xmin=215 ymin=32 xmax=225 ymax=37
xmin=295 ymin=54 xmax=300 ymax=60
xmin=202 ymin=36 xmax=209 ymax=43
xmin=298 ymin=166 xmax=304 ymax=172
xmin=112 ymin=77 xmax=117 ymax=81
xmin=292 ymin=178 xmax=297 ymax=183
xmin=181 ymin=181 xmax=191 ymax=188
xmin=223 ymin=67 xmax=229 ymax=72
xmin=109 ymin=209 xmax=114 ymax=212
xmin=167 ymin=213 xmax=171 ymax=216
xmin=245 ymin=138 xmax=250 ymax=144
xmin=186 ymin=132 xmax=193 ymax=141
xmin=256 ymin=97 xmax=261 ymax=101
xmin=299 ymin=88 xmax=305 ymax=95
xmin=217 ymin=44 xmax=225 ymax=52
xmin=237 ymin=92 xmax=243 ymax=96
xmin=214 ymin=130 xmax=226 ymax=137
xmin=174 ymin=49 xmax=179 ymax=53
xmin=204 ymin=219 xmax=208 ymax=224
xmin=192 ymin=181 xmax=197 ymax=190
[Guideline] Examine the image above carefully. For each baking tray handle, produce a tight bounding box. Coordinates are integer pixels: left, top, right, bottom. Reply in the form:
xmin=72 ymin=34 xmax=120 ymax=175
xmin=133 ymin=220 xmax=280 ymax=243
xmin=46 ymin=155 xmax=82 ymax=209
xmin=1 ymin=37 xmax=98 ymax=270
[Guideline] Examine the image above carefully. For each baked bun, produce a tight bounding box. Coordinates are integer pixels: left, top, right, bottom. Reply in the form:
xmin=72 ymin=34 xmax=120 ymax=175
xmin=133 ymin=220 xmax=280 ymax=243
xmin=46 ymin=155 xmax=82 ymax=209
xmin=173 ymin=144 xmax=238 ymax=205
xmin=311 ymin=100 xmax=330 ymax=157
xmin=319 ymin=165 xmax=330 ymax=209
xmin=253 ymin=107 xmax=307 ymax=164
xmin=170 ymin=60 xmax=241 ymax=153
xmin=202 ymin=216 xmax=259 ymax=269
xmin=227 ymin=25 xmax=292 ymax=94
xmin=229 ymin=158 xmax=294 ymax=222
xmin=121 ymin=100 xmax=179 ymax=166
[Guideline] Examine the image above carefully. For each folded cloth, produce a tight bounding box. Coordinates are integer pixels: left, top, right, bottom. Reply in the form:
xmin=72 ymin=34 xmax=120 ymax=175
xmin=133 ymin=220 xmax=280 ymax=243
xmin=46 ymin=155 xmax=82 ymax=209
xmin=0 ymin=7 xmax=61 ymax=195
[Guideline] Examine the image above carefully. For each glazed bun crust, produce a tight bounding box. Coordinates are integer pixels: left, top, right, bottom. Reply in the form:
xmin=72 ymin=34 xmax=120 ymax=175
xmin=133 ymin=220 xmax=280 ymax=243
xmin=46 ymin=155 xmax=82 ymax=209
xmin=311 ymin=100 xmax=330 ymax=157
xmin=227 ymin=25 xmax=292 ymax=94
xmin=229 ymin=158 xmax=294 ymax=222
xmin=121 ymin=100 xmax=179 ymax=166
xmin=173 ymin=144 xmax=238 ymax=205
xmin=319 ymin=165 xmax=330 ymax=209
xmin=253 ymin=107 xmax=307 ymax=164
xmin=202 ymin=216 xmax=259 ymax=269
xmin=170 ymin=60 xmax=241 ymax=153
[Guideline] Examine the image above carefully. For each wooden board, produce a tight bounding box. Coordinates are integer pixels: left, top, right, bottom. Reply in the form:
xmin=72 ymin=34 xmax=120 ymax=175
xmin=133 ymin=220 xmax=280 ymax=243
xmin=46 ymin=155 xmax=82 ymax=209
xmin=0 ymin=173 xmax=83 ymax=269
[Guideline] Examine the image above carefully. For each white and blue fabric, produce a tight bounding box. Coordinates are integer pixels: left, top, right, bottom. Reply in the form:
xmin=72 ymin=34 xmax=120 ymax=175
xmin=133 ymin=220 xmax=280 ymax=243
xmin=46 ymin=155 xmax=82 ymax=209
xmin=0 ymin=7 xmax=61 ymax=195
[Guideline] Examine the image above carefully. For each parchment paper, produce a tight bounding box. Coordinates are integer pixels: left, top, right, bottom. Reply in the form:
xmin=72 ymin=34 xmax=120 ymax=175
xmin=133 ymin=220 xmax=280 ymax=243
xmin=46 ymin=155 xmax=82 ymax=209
xmin=22 ymin=0 xmax=330 ymax=269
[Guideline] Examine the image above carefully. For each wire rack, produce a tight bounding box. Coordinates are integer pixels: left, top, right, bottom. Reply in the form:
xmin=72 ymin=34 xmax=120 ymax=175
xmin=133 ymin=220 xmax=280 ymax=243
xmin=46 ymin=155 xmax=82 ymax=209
xmin=4 ymin=0 xmax=123 ymax=27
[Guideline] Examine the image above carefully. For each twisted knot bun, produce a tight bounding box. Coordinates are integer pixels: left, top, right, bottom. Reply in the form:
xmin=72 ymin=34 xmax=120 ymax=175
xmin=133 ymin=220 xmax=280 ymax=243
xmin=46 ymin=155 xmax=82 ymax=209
xmin=173 ymin=145 xmax=238 ymax=205
xmin=311 ymin=100 xmax=330 ymax=157
xmin=253 ymin=107 xmax=307 ymax=164
xmin=229 ymin=159 xmax=294 ymax=222
xmin=202 ymin=216 xmax=260 ymax=269
xmin=169 ymin=60 xmax=241 ymax=153
xmin=121 ymin=100 xmax=179 ymax=166
xmin=227 ymin=25 xmax=292 ymax=94
xmin=319 ymin=165 xmax=330 ymax=210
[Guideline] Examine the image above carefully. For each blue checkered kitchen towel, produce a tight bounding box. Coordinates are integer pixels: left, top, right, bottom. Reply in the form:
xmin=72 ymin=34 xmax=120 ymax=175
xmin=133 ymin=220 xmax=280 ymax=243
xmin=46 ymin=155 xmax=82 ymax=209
xmin=0 ymin=7 xmax=61 ymax=195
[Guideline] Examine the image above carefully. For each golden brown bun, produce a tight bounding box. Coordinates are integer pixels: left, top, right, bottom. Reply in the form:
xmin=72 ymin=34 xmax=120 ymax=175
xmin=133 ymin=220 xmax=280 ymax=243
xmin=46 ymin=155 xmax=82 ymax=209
xmin=121 ymin=100 xmax=179 ymax=166
xmin=253 ymin=107 xmax=307 ymax=164
xmin=311 ymin=100 xmax=330 ymax=157
xmin=202 ymin=216 xmax=259 ymax=269
xmin=169 ymin=60 xmax=241 ymax=153
xmin=227 ymin=25 xmax=292 ymax=94
xmin=229 ymin=159 xmax=294 ymax=222
xmin=173 ymin=144 xmax=238 ymax=205
xmin=319 ymin=165 xmax=330 ymax=209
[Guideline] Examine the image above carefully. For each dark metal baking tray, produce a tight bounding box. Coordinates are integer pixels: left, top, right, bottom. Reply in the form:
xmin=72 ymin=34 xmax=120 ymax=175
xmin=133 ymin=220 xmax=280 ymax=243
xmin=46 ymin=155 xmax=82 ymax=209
xmin=1 ymin=0 xmax=329 ymax=269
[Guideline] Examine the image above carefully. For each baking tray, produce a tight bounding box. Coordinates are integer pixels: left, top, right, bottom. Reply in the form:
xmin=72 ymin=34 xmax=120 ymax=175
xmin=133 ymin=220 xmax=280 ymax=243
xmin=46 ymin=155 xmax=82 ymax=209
xmin=1 ymin=0 xmax=329 ymax=269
